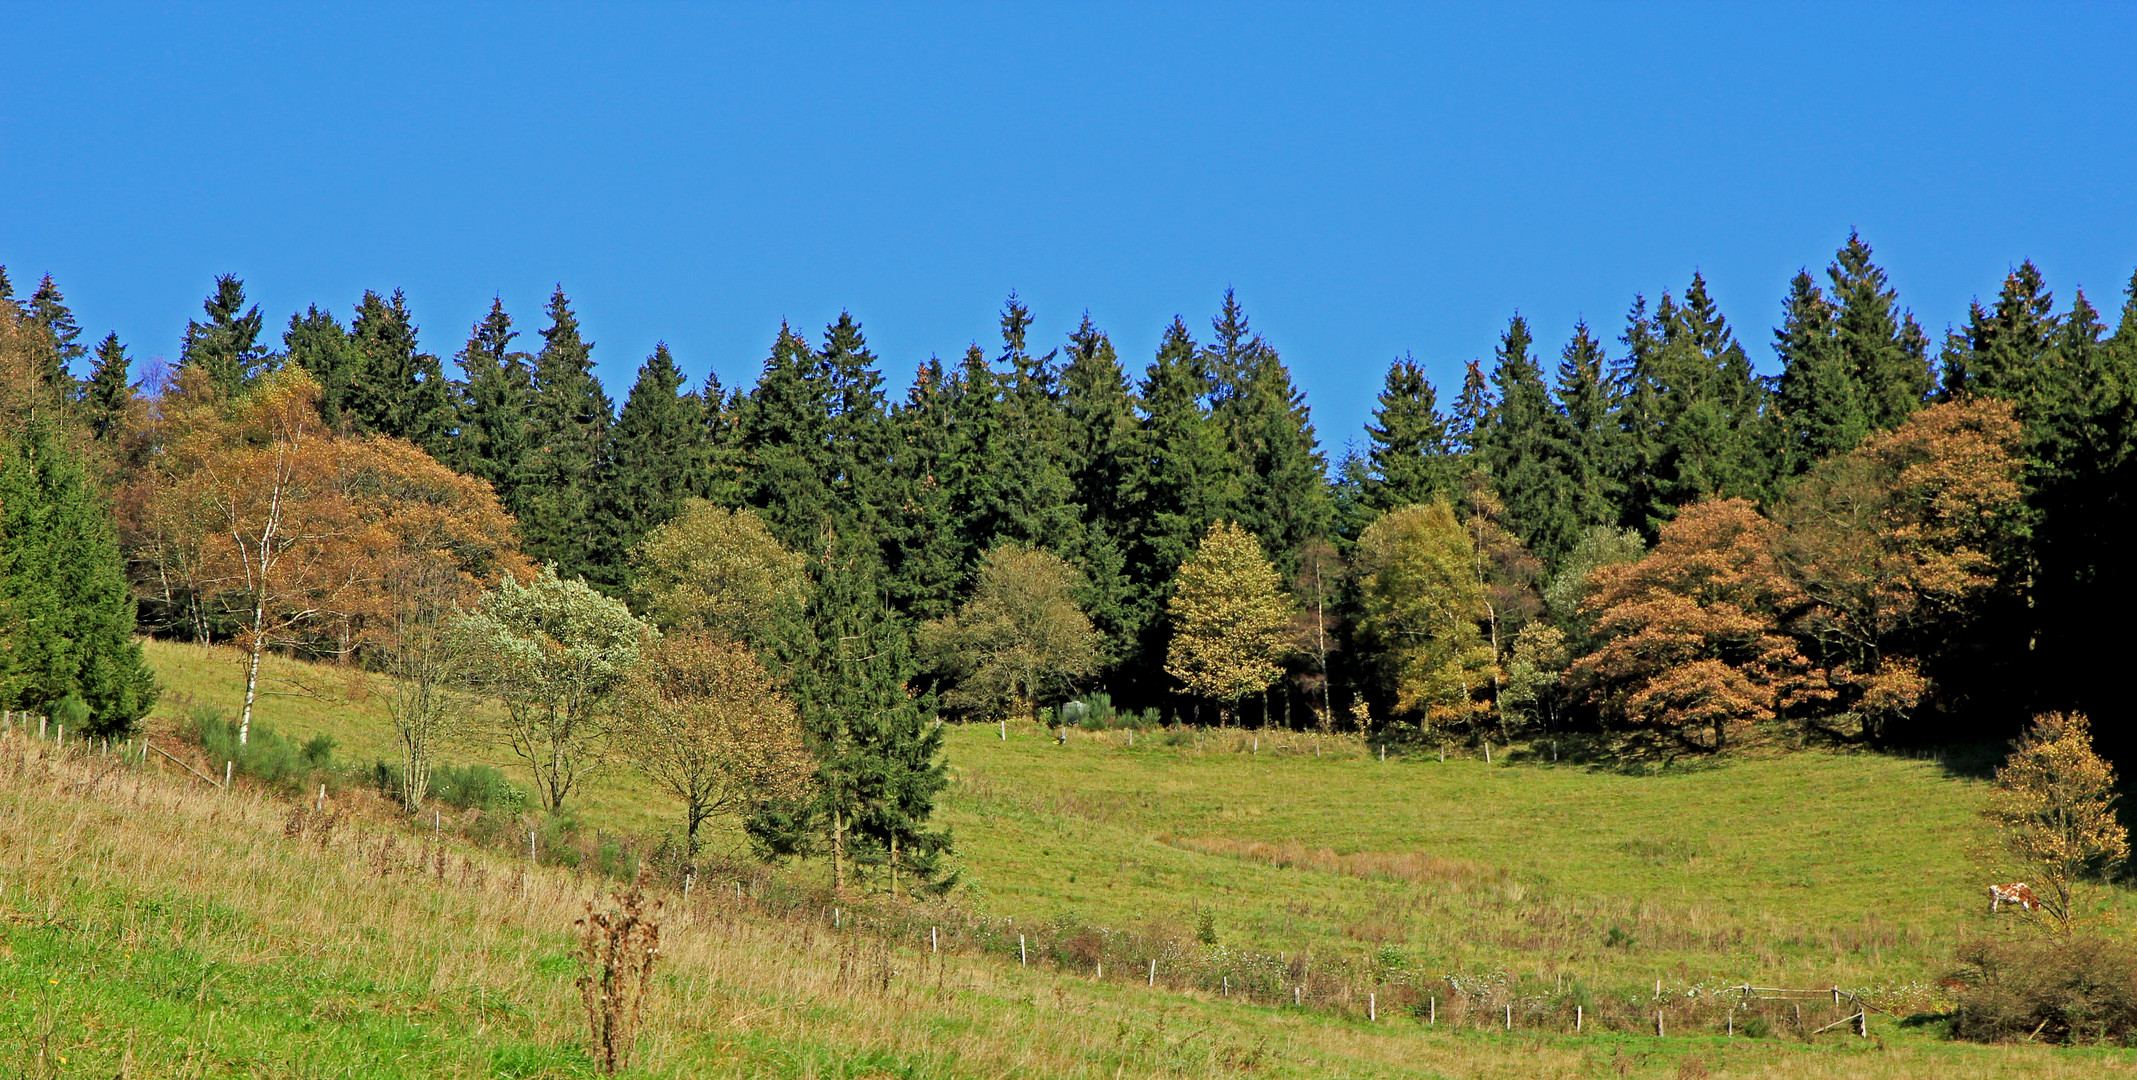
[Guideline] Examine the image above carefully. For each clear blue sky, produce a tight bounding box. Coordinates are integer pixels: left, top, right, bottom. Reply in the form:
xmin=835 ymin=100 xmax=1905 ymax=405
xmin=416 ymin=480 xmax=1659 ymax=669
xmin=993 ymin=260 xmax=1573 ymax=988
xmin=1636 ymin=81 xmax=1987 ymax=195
xmin=3 ymin=3 xmax=2133 ymax=449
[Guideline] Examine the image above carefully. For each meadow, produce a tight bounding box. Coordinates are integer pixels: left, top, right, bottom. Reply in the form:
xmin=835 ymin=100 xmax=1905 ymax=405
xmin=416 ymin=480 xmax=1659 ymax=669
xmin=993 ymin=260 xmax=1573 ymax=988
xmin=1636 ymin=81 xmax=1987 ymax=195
xmin=5 ymin=639 xmax=2122 ymax=1077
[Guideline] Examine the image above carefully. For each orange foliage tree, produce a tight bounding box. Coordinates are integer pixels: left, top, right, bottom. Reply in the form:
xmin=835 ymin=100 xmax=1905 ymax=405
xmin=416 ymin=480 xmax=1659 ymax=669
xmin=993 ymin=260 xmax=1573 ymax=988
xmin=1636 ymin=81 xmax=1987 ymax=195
xmin=1570 ymin=498 xmax=1825 ymax=751
xmin=123 ymin=368 xmax=525 ymax=744
xmin=1771 ymin=398 xmax=2027 ymax=738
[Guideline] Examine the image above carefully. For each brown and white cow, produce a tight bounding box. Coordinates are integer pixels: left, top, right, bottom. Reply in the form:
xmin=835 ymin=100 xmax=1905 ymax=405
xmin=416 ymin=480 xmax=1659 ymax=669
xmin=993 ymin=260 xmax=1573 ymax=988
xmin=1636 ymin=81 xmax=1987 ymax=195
xmin=1988 ymin=882 xmax=2041 ymax=912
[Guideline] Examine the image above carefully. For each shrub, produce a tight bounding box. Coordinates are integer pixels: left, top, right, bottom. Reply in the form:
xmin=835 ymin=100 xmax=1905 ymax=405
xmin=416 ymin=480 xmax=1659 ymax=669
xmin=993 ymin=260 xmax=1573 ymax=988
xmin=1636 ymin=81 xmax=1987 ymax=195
xmin=430 ymin=763 xmax=525 ymax=814
xmin=1951 ymin=937 xmax=2137 ymax=1044
xmin=182 ymin=707 xmax=335 ymax=793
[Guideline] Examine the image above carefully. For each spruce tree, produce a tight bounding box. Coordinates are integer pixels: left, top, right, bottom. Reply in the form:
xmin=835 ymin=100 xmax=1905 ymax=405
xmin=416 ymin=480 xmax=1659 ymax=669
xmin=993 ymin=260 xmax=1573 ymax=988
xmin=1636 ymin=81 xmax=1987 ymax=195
xmin=1123 ymin=318 xmax=1239 ymax=698
xmin=83 ymin=334 xmax=133 ymax=442
xmin=1828 ymin=232 xmax=1933 ymax=430
xmin=179 ymin=274 xmax=269 ymax=395
xmin=1363 ymin=355 xmax=1458 ymax=511
xmin=1204 ymin=290 xmax=1330 ymax=574
xmin=1451 ymin=358 xmax=1493 ymax=457
xmin=1619 ymin=276 xmax=1774 ymax=529
xmin=1479 ymin=314 xmax=1581 ymax=567
xmin=0 ymin=423 xmax=157 ymax=734
xmin=737 ymin=323 xmax=835 ymax=549
xmin=599 ymin=342 xmax=707 ymax=582
xmin=517 ymin=287 xmax=614 ymax=581
xmin=993 ymin=296 xmax=1080 ymax=549
xmin=347 ymin=289 xmax=451 ymax=451
xmin=448 ymin=298 xmax=535 ymax=512
xmin=24 ymin=275 xmax=85 ymax=393
xmin=1773 ymin=269 xmax=1866 ymax=469
xmin=883 ymin=356 xmax=966 ymax=621
xmin=766 ymin=536 xmax=952 ymax=894
xmin=283 ymin=304 xmax=358 ymax=429
xmin=1551 ymin=321 xmax=1625 ymax=533
xmin=1057 ymin=315 xmax=1141 ymax=669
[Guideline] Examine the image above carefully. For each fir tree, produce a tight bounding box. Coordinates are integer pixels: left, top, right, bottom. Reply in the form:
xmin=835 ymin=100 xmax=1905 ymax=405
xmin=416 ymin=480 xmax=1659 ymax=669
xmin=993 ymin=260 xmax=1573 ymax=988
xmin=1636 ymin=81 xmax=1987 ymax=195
xmin=1363 ymin=355 xmax=1458 ymax=512
xmin=179 ymin=274 xmax=269 ymax=395
xmin=0 ymin=423 xmax=158 ymax=734
xmin=764 ymin=536 xmax=952 ymax=895
xmin=882 ymin=356 xmax=966 ymax=621
xmin=517 ymin=287 xmax=614 ymax=582
xmin=992 ymin=295 xmax=1080 ymax=549
xmin=83 ymin=334 xmax=133 ymax=442
xmin=1125 ymin=317 xmax=1240 ymax=689
xmin=738 ymin=323 xmax=835 ymax=549
xmin=448 ymin=298 xmax=535 ymax=512
xmin=1057 ymin=315 xmax=1141 ymax=669
xmin=283 ymin=304 xmax=358 ymax=429
xmin=1451 ymin=358 xmax=1493 ymax=457
xmin=599 ymin=343 xmax=707 ymax=584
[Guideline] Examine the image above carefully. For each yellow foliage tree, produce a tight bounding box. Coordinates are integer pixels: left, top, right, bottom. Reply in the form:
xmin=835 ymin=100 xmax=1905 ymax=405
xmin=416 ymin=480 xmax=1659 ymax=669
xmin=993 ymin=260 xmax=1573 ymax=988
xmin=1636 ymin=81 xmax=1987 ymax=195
xmin=1352 ymin=502 xmax=1498 ymax=731
xmin=627 ymin=500 xmax=807 ymax=646
xmin=613 ymin=630 xmax=814 ymax=862
xmin=1985 ymin=712 xmax=2129 ymax=932
xmin=1165 ymin=522 xmax=1290 ymax=723
xmin=922 ymin=543 xmax=1100 ymax=723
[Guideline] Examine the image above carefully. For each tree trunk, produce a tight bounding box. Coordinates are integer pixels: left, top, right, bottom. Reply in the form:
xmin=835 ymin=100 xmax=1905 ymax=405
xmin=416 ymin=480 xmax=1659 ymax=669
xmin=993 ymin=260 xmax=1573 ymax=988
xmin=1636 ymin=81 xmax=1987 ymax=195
xmin=239 ymin=603 xmax=267 ymax=746
xmin=831 ymin=806 xmax=846 ymax=894
xmin=890 ymin=833 xmax=900 ymax=900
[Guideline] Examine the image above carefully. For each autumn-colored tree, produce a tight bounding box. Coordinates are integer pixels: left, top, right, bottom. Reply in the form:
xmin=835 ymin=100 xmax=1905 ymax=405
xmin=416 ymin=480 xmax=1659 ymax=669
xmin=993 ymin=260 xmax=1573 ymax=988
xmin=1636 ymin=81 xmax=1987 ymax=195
xmin=1571 ymin=498 xmax=1824 ymax=750
xmin=1165 ymin=522 xmax=1290 ymax=724
xmin=123 ymin=367 xmax=525 ymax=747
xmin=1287 ymin=537 xmax=1345 ymax=731
xmin=1772 ymin=398 xmax=2026 ymax=738
xmin=626 ymin=500 xmax=806 ymax=646
xmin=922 ymin=543 xmax=1100 ymax=722
xmin=1985 ymin=713 xmax=2128 ymax=933
xmin=1351 ymin=502 xmax=1497 ymax=731
xmin=613 ymin=630 xmax=814 ymax=862
xmin=455 ymin=567 xmax=652 ymax=812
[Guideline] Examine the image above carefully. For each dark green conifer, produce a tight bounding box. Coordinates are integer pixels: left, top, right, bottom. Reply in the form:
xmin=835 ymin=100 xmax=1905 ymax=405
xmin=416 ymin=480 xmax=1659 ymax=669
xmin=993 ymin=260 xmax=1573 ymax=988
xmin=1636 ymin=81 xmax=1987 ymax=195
xmin=179 ymin=275 xmax=269 ymax=396
xmin=1363 ymin=355 xmax=1457 ymax=511
xmin=346 ymin=289 xmax=451 ymax=451
xmin=83 ymin=334 xmax=133 ymax=442
xmin=283 ymin=305 xmax=359 ymax=429
xmin=448 ymin=299 xmax=534 ymax=511
xmin=1204 ymin=290 xmax=1330 ymax=574
xmin=1552 ymin=321 xmax=1624 ymax=532
xmin=599 ymin=343 xmax=706 ymax=582
xmin=1773 ymin=270 xmax=1865 ymax=469
xmin=1828 ymin=232 xmax=1932 ymax=429
xmin=517 ymin=287 xmax=614 ymax=581
xmin=24 ymin=275 xmax=85 ymax=393
xmin=1058 ymin=315 xmax=1141 ymax=667
xmin=0 ymin=423 xmax=158 ymax=734
xmin=1480 ymin=314 xmax=1581 ymax=566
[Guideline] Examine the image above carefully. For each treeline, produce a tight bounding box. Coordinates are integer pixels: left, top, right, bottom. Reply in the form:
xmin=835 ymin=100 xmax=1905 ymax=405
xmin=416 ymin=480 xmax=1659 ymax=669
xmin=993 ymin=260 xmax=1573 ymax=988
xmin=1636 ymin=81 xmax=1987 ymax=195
xmin=3 ymin=234 xmax=2134 ymax=760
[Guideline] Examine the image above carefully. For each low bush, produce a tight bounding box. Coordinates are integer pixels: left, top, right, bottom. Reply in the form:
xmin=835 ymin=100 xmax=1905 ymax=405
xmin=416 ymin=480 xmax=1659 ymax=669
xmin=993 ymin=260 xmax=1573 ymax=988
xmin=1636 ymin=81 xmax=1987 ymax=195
xmin=1951 ymin=937 xmax=2137 ymax=1044
xmin=182 ymin=706 xmax=336 ymax=793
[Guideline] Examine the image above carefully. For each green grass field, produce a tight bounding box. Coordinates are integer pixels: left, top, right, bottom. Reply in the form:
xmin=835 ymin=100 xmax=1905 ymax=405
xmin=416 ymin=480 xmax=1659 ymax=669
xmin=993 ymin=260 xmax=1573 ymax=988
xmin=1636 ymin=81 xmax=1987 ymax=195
xmin=21 ymin=638 xmax=2119 ymax=1076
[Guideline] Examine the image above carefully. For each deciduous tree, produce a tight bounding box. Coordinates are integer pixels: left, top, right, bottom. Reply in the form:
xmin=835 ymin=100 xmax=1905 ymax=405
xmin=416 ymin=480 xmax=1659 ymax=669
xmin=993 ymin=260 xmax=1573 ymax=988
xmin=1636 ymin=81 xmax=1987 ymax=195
xmin=1165 ymin=522 xmax=1290 ymax=724
xmin=1985 ymin=713 xmax=2128 ymax=932
xmin=1351 ymin=502 xmax=1495 ymax=731
xmin=614 ymin=630 xmax=813 ymax=862
xmin=628 ymin=500 xmax=806 ymax=647
xmin=922 ymin=543 xmax=1100 ymax=723
xmin=1571 ymin=498 xmax=1821 ymax=750
xmin=455 ymin=566 xmax=651 ymax=812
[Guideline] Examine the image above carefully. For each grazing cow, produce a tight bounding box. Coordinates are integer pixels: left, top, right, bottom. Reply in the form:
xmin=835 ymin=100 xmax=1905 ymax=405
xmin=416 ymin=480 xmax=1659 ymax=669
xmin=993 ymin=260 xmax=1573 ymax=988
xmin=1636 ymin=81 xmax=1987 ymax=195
xmin=1988 ymin=882 xmax=2041 ymax=912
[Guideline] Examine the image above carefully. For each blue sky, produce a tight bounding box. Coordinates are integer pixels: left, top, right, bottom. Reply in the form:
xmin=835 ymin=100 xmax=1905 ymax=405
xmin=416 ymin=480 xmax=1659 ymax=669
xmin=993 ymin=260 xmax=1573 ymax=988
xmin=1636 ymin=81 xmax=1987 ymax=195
xmin=3 ymin=3 xmax=2133 ymax=449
